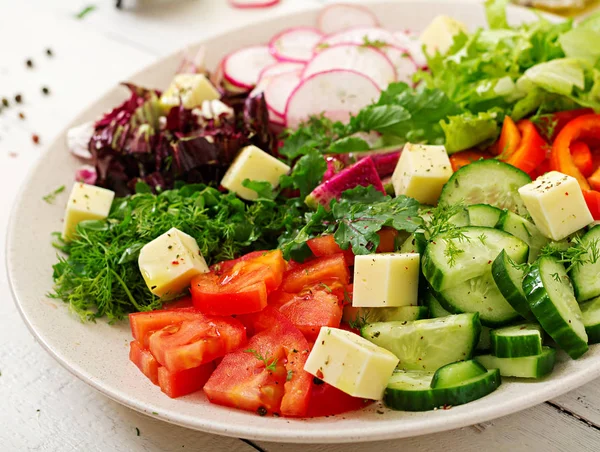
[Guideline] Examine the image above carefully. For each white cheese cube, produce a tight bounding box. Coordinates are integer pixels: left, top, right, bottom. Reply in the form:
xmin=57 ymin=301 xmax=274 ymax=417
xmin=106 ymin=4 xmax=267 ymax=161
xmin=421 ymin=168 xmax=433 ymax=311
xmin=160 ymin=74 xmax=220 ymax=110
xmin=62 ymin=183 xmax=115 ymax=241
xmin=518 ymin=171 xmax=593 ymax=241
xmin=304 ymin=327 xmax=399 ymax=400
xmin=353 ymin=253 xmax=420 ymax=308
xmin=221 ymin=145 xmax=290 ymax=200
xmin=138 ymin=227 xmax=209 ymax=298
xmin=392 ymin=143 xmax=452 ymax=205
xmin=419 ymin=15 xmax=467 ymax=55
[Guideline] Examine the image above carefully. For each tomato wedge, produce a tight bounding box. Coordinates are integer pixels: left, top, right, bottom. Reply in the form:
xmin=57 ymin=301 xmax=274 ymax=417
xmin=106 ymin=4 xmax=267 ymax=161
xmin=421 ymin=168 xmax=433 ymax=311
xmin=281 ymin=254 xmax=350 ymax=293
xmin=207 ymin=307 xmax=313 ymax=417
xmin=307 ymin=381 xmax=371 ymax=417
xmin=147 ymin=315 xmax=246 ymax=372
xmin=192 ymin=250 xmax=285 ymax=315
xmin=307 ymin=235 xmax=354 ymax=266
xmin=157 ymin=363 xmax=215 ymax=398
xmin=129 ymin=307 xmax=201 ymax=348
xmin=129 ymin=340 xmax=159 ymax=385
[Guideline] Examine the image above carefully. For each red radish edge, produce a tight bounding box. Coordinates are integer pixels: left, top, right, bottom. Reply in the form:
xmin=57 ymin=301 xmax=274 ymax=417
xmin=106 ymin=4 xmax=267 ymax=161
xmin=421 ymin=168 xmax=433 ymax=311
xmin=258 ymin=61 xmax=306 ymax=83
xmin=268 ymin=27 xmax=323 ymax=64
xmin=222 ymin=45 xmax=275 ymax=90
xmin=265 ymin=70 xmax=302 ymax=117
xmin=301 ymin=43 xmax=397 ymax=88
xmin=229 ymin=0 xmax=280 ymax=8
xmin=284 ymin=69 xmax=380 ymax=127
xmin=315 ymin=26 xmax=398 ymax=52
xmin=317 ymin=3 xmax=379 ymax=33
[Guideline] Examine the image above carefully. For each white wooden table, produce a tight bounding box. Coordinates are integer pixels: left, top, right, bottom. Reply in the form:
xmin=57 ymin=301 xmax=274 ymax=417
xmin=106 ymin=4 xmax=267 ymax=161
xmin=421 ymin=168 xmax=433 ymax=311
xmin=1 ymin=1 xmax=599 ymax=451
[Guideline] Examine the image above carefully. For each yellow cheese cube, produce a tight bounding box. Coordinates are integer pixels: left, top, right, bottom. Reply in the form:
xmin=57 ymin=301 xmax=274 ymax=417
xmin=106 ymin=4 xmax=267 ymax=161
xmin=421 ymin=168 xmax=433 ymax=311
xmin=420 ymin=15 xmax=467 ymax=55
xmin=62 ymin=183 xmax=115 ymax=241
xmin=353 ymin=253 xmax=420 ymax=307
xmin=304 ymin=327 xmax=399 ymax=400
xmin=221 ymin=145 xmax=290 ymax=200
xmin=392 ymin=143 xmax=453 ymax=205
xmin=138 ymin=227 xmax=209 ymax=298
xmin=518 ymin=171 xmax=593 ymax=241
xmin=160 ymin=74 xmax=220 ymax=110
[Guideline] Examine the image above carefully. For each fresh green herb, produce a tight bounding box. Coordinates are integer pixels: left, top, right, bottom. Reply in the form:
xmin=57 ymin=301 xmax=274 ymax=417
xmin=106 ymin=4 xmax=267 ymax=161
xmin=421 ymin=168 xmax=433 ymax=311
xmin=348 ymin=312 xmax=369 ymax=330
xmin=42 ymin=185 xmax=65 ymax=204
xmin=75 ymin=5 xmax=97 ymax=19
xmin=540 ymin=236 xmax=600 ymax=271
xmin=551 ymin=272 xmax=562 ymax=282
xmin=279 ymin=149 xmax=328 ymax=199
xmin=320 ymin=282 xmax=332 ymax=293
xmin=245 ymin=349 xmax=278 ymax=372
xmin=477 ymin=233 xmax=487 ymax=245
xmin=444 ymin=240 xmax=465 ymax=268
xmin=242 ymin=179 xmax=278 ymax=201
xmin=423 ymin=203 xmax=467 ymax=240
xmin=51 ymin=185 xmax=307 ymax=321
xmin=362 ymin=37 xmax=389 ymax=49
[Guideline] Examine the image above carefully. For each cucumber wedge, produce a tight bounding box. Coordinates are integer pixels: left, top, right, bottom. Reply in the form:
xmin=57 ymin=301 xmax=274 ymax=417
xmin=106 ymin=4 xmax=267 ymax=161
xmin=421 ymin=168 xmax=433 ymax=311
xmin=491 ymin=250 xmax=535 ymax=321
xmin=431 ymin=360 xmax=487 ymax=388
xmin=490 ymin=323 xmax=544 ymax=358
xmin=423 ymin=291 xmax=452 ymax=318
xmin=435 ymin=270 xmax=520 ymax=327
xmin=477 ymin=326 xmax=492 ymax=351
xmin=475 ymin=347 xmax=556 ymax=378
xmin=580 ymin=296 xmax=600 ymax=344
xmin=467 ymin=204 xmax=502 ymax=227
xmin=570 ymin=225 xmax=600 ymax=302
xmin=439 ymin=160 xmax=531 ymax=216
xmin=495 ymin=210 xmax=549 ymax=263
xmin=523 ymin=257 xmax=588 ymax=359
xmin=384 ymin=367 xmax=501 ymax=411
xmin=343 ymin=305 xmax=428 ymax=325
xmin=361 ymin=313 xmax=481 ymax=371
xmin=423 ymin=227 xmax=529 ymax=292
xmin=399 ymin=231 xmax=428 ymax=254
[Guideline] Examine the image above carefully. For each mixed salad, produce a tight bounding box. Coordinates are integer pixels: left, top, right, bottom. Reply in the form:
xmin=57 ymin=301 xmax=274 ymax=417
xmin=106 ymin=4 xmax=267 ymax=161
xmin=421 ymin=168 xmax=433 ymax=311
xmin=51 ymin=1 xmax=600 ymax=418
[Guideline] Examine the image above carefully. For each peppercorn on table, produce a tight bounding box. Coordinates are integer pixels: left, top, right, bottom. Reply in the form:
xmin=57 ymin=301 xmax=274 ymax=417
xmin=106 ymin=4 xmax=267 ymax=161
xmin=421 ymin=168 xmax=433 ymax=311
xmin=1 ymin=1 xmax=599 ymax=451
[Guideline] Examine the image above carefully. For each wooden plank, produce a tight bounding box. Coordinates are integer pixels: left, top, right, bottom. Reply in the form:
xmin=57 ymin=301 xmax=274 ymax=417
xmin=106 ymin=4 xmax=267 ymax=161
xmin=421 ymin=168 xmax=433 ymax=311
xmin=255 ymin=402 xmax=600 ymax=452
xmin=551 ymin=378 xmax=600 ymax=427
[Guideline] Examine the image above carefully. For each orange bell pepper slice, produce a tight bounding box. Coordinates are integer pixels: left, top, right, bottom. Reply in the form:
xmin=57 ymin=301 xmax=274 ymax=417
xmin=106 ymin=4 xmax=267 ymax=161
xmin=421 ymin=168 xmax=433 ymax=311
xmin=449 ymin=150 xmax=492 ymax=172
xmin=500 ymin=119 xmax=548 ymax=175
xmin=495 ymin=116 xmax=520 ymax=157
xmin=571 ymin=142 xmax=594 ymax=177
xmin=589 ymin=166 xmax=600 ymax=192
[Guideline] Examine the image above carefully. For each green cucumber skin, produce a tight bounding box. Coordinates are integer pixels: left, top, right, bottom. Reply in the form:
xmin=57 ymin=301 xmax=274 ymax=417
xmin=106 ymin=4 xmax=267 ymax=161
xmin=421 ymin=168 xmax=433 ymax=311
xmin=490 ymin=328 xmax=543 ymax=358
xmin=570 ymin=225 xmax=600 ymax=302
xmin=586 ymin=324 xmax=600 ymax=345
xmin=475 ymin=347 xmax=556 ymax=379
xmin=430 ymin=360 xmax=487 ymax=389
xmin=467 ymin=204 xmax=502 ymax=228
xmin=491 ymin=250 xmax=535 ymax=321
xmin=523 ymin=260 xmax=589 ymax=360
xmin=384 ymin=369 xmax=501 ymax=411
xmin=580 ymin=297 xmax=600 ymax=344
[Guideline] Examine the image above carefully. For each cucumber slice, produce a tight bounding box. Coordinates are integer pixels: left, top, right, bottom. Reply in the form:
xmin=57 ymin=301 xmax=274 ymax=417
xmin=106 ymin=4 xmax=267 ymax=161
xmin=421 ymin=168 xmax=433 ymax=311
xmin=477 ymin=326 xmax=492 ymax=351
xmin=384 ymin=368 xmax=501 ymax=411
xmin=490 ymin=323 xmax=544 ymax=358
xmin=423 ymin=227 xmax=529 ymax=292
xmin=435 ymin=270 xmax=520 ymax=327
xmin=439 ymin=160 xmax=531 ymax=216
xmin=491 ymin=250 xmax=535 ymax=321
xmin=580 ymin=296 xmax=600 ymax=344
xmin=523 ymin=257 xmax=588 ymax=359
xmin=431 ymin=360 xmax=487 ymax=388
xmin=423 ymin=291 xmax=452 ymax=318
xmin=467 ymin=204 xmax=502 ymax=227
xmin=495 ymin=210 xmax=549 ymax=263
xmin=475 ymin=347 xmax=556 ymax=378
xmin=570 ymin=225 xmax=600 ymax=302
xmin=361 ymin=313 xmax=481 ymax=371
xmin=343 ymin=305 xmax=428 ymax=325
xmin=399 ymin=231 xmax=427 ymax=254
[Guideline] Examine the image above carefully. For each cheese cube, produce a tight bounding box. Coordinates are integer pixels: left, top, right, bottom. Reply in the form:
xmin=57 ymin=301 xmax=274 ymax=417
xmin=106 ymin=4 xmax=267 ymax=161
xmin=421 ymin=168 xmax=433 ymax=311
xmin=304 ymin=327 xmax=399 ymax=400
xmin=62 ymin=183 xmax=115 ymax=241
xmin=391 ymin=143 xmax=453 ymax=205
xmin=518 ymin=171 xmax=593 ymax=241
xmin=221 ymin=145 xmax=290 ymax=200
xmin=353 ymin=253 xmax=420 ymax=308
xmin=419 ymin=15 xmax=467 ymax=55
xmin=160 ymin=74 xmax=220 ymax=110
xmin=138 ymin=227 xmax=209 ymax=298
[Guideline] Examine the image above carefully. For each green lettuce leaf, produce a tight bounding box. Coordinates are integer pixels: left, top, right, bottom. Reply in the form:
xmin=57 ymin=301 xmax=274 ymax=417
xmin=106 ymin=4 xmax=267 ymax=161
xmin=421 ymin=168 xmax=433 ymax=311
xmin=440 ymin=111 xmax=500 ymax=153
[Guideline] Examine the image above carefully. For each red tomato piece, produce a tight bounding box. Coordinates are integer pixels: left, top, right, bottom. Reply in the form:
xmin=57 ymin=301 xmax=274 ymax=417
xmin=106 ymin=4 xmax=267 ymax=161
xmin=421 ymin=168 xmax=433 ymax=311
xmin=306 ymin=235 xmax=354 ymax=266
xmin=281 ymin=254 xmax=350 ymax=293
xmin=157 ymin=363 xmax=215 ymax=398
xmin=191 ymin=250 xmax=285 ymax=315
xmin=208 ymin=307 xmax=313 ymax=417
xmin=583 ymin=189 xmax=600 ymax=221
xmin=163 ymin=296 xmax=194 ymax=310
xmin=148 ymin=316 xmax=246 ymax=373
xmin=129 ymin=340 xmax=159 ymax=385
xmin=376 ymin=227 xmax=399 ymax=253
xmin=210 ymin=250 xmax=273 ymax=274
xmin=307 ymin=381 xmax=371 ymax=417
xmin=449 ymin=150 xmax=492 ymax=172
xmin=129 ymin=308 xmax=201 ymax=348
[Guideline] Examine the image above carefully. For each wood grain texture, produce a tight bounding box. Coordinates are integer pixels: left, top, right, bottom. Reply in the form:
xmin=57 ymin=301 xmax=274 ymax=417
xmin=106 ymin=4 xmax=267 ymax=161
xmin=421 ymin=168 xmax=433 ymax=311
xmin=0 ymin=0 xmax=599 ymax=450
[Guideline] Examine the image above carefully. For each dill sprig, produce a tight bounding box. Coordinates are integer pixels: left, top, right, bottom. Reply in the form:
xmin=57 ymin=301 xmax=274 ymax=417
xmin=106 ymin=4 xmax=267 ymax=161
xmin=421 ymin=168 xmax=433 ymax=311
xmin=539 ymin=235 xmax=600 ymax=272
xmin=245 ymin=349 xmax=278 ymax=372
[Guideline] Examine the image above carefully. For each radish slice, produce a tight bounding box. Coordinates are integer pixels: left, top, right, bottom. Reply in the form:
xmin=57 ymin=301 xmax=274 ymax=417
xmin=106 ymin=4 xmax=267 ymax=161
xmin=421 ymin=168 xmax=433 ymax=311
xmin=317 ymin=4 xmax=379 ymax=34
xmin=303 ymin=44 xmax=396 ymax=89
xmin=264 ymin=70 xmax=302 ymax=116
xmin=317 ymin=27 xmax=397 ymax=49
xmin=269 ymin=27 xmax=323 ymax=63
xmin=258 ymin=61 xmax=305 ymax=83
xmin=285 ymin=69 xmax=381 ymax=130
xmin=223 ymin=46 xmax=277 ymax=89
xmin=249 ymin=76 xmax=272 ymax=98
xmin=269 ymin=109 xmax=285 ymax=126
xmin=229 ymin=0 xmax=280 ymax=8
xmin=393 ymin=31 xmax=427 ymax=68
xmin=379 ymin=46 xmax=418 ymax=84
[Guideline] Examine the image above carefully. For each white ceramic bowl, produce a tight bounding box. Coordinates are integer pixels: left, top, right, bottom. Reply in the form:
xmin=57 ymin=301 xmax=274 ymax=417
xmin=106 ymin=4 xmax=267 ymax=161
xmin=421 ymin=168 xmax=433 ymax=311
xmin=7 ymin=0 xmax=600 ymax=444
